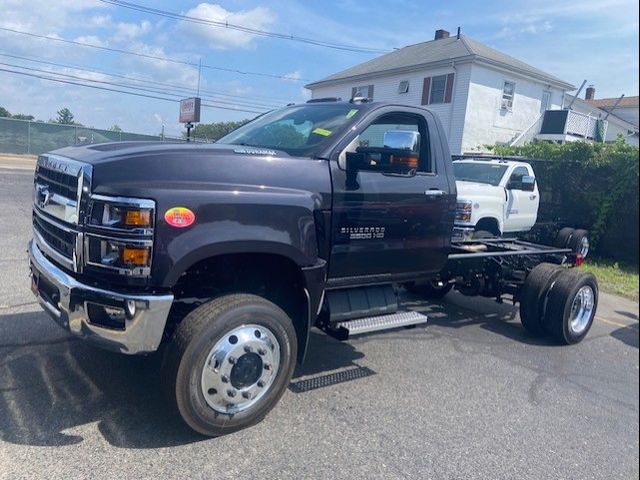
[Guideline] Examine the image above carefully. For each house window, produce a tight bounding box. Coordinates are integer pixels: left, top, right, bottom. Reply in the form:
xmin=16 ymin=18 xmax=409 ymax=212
xmin=352 ymin=85 xmax=373 ymax=99
xmin=429 ymin=75 xmax=447 ymax=104
xmin=421 ymin=74 xmax=455 ymax=105
xmin=398 ymin=80 xmax=409 ymax=94
xmin=501 ymin=81 xmax=516 ymax=110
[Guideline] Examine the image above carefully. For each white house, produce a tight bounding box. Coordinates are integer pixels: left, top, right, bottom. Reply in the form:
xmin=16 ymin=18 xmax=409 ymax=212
xmin=306 ymin=29 xmax=591 ymax=154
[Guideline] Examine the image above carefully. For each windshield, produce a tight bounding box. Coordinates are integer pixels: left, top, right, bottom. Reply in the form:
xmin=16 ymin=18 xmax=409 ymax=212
xmin=217 ymin=103 xmax=363 ymax=157
xmin=453 ymin=162 xmax=508 ymax=186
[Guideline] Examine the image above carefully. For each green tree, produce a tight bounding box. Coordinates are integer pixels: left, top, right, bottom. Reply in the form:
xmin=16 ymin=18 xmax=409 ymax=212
xmin=188 ymin=120 xmax=249 ymax=141
xmin=56 ymin=107 xmax=75 ymax=125
xmin=11 ymin=114 xmax=35 ymax=121
xmin=0 ymin=106 xmax=10 ymax=118
xmin=109 ymin=124 xmax=123 ymax=132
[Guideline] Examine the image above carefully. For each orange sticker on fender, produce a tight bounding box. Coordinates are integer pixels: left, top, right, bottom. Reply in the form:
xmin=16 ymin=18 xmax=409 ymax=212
xmin=164 ymin=207 xmax=195 ymax=228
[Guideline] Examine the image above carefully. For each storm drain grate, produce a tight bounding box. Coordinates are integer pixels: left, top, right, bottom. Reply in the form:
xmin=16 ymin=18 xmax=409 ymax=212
xmin=289 ymin=366 xmax=376 ymax=393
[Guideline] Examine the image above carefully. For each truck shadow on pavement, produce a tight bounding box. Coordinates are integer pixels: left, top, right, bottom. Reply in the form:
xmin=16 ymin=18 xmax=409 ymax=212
xmin=0 ymin=312 xmax=365 ymax=449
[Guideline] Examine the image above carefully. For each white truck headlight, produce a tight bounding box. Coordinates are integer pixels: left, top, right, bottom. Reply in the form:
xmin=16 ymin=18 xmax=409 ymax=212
xmin=456 ymin=201 xmax=473 ymax=222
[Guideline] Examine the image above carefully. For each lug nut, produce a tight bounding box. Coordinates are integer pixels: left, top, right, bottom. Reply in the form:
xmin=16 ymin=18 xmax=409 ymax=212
xmin=263 ymin=364 xmax=271 ymax=371
xmin=228 ymin=356 xmax=236 ymax=365
xmin=221 ymin=375 xmax=229 ymax=383
xmin=244 ymin=346 xmax=252 ymax=353
xmin=242 ymin=391 xmax=251 ymax=399
xmin=257 ymin=380 xmax=265 ymax=388
xmin=258 ymin=348 xmax=266 ymax=356
xmin=227 ymin=389 xmax=236 ymax=398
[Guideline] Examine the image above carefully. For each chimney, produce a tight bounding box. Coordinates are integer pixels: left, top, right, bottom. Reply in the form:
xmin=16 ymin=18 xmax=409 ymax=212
xmin=585 ymin=85 xmax=595 ymax=101
xmin=435 ymin=29 xmax=450 ymax=40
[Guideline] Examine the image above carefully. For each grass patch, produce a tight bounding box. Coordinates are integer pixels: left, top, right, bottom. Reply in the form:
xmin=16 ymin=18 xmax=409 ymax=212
xmin=581 ymin=259 xmax=639 ymax=301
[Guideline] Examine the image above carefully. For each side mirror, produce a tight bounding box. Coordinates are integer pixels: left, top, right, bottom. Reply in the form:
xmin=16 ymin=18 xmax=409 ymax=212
xmin=508 ymin=175 xmax=536 ymax=191
xmin=521 ymin=175 xmax=536 ymax=191
xmin=383 ymin=130 xmax=420 ymax=151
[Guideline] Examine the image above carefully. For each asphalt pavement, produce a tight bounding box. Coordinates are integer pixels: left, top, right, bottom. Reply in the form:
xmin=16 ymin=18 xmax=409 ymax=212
xmin=0 ymin=162 xmax=638 ymax=479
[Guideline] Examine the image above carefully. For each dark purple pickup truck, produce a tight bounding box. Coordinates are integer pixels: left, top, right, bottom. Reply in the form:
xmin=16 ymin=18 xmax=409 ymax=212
xmin=29 ymin=99 xmax=597 ymax=436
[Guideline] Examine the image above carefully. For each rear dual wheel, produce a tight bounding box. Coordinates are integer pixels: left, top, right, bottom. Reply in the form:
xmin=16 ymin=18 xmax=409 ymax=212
xmin=553 ymin=228 xmax=590 ymax=258
xmin=162 ymin=294 xmax=297 ymax=436
xmin=519 ymin=265 xmax=598 ymax=344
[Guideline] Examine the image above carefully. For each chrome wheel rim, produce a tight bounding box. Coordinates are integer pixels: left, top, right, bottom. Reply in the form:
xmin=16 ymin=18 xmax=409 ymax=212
xmin=569 ymin=286 xmax=595 ymax=335
xmin=579 ymin=237 xmax=589 ymax=257
xmin=201 ymin=324 xmax=280 ymax=414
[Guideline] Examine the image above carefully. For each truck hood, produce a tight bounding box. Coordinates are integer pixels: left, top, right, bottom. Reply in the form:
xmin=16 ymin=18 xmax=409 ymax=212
xmin=455 ymin=180 xmax=505 ymax=200
xmin=46 ymin=142 xmax=330 ymax=201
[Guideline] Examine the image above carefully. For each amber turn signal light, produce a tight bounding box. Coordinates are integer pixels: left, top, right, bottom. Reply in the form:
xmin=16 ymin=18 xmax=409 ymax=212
xmin=121 ymin=247 xmax=150 ymax=266
xmin=125 ymin=209 xmax=152 ymax=227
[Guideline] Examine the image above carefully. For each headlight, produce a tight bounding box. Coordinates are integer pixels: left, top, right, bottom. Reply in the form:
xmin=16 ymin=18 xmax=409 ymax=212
xmin=456 ymin=201 xmax=473 ymax=222
xmin=88 ymin=195 xmax=155 ymax=232
xmin=86 ymin=237 xmax=152 ymax=275
xmin=85 ymin=195 xmax=155 ymax=277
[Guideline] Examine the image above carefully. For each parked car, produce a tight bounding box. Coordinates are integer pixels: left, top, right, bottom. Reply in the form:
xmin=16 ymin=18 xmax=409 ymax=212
xmin=29 ymin=100 xmax=596 ymax=437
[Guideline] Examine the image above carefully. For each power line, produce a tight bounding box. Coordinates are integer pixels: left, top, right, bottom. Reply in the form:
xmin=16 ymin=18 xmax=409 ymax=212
xmin=0 ymin=60 xmax=275 ymax=113
xmin=98 ymin=0 xmax=390 ymax=54
xmin=0 ymin=67 xmax=267 ymax=115
xmin=0 ymin=26 xmax=311 ymax=81
xmin=0 ymin=53 xmax=285 ymax=110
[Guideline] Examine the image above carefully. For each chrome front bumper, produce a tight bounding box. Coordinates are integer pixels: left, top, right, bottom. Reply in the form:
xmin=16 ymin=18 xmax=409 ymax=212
xmin=28 ymin=239 xmax=173 ymax=355
xmin=452 ymin=225 xmax=475 ymax=241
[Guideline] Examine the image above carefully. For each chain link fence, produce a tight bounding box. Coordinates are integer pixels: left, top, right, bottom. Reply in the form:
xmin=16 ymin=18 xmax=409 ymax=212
xmin=0 ymin=117 xmax=201 ymax=155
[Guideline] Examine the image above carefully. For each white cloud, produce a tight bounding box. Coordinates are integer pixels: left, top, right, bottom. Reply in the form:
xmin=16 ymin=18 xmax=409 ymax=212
xmin=177 ymin=3 xmax=276 ymax=49
xmin=73 ymin=35 xmax=108 ymax=48
xmin=111 ymin=20 xmax=152 ymax=43
xmin=283 ymin=70 xmax=302 ymax=82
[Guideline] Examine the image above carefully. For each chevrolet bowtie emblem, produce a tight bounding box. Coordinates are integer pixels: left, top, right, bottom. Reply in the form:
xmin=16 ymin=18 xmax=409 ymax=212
xmin=37 ymin=186 xmax=52 ymax=207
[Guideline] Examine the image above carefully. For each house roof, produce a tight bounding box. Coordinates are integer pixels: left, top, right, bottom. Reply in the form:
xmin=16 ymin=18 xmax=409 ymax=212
xmin=305 ymin=35 xmax=575 ymax=90
xmin=587 ymin=96 xmax=639 ymax=108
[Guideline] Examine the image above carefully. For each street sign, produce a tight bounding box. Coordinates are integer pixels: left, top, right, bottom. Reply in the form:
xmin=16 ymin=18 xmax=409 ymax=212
xmin=179 ymin=97 xmax=201 ymax=123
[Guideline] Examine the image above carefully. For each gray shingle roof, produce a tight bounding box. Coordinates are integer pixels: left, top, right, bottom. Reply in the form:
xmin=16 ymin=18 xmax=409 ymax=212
xmin=305 ymin=35 xmax=574 ymax=90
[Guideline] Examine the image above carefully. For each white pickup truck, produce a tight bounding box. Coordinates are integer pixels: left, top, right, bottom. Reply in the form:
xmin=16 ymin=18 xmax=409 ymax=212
xmin=453 ymin=158 xmax=539 ymax=239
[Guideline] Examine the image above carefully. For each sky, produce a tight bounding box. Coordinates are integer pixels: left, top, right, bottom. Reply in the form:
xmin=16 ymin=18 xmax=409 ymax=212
xmin=0 ymin=0 xmax=638 ymax=136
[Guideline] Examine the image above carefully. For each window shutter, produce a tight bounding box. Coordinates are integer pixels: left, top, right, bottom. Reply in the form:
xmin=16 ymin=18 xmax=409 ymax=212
xmin=351 ymin=87 xmax=357 ymax=99
xmin=421 ymin=77 xmax=431 ymax=105
xmin=368 ymin=84 xmax=374 ymax=99
xmin=444 ymin=73 xmax=455 ymax=103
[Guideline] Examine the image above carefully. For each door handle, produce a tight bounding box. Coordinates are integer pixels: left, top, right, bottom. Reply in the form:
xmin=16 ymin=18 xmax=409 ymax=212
xmin=425 ymin=189 xmax=446 ymax=197
xmin=529 ymin=194 xmax=537 ymax=200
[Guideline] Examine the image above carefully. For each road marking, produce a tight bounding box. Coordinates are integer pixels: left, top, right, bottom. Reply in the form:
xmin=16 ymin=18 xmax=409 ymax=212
xmin=596 ymin=316 xmax=632 ymax=329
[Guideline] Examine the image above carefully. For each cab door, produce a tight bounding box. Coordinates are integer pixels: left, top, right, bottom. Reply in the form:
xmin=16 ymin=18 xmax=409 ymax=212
xmin=504 ymin=165 xmax=539 ymax=232
xmin=328 ymin=108 xmax=455 ymax=279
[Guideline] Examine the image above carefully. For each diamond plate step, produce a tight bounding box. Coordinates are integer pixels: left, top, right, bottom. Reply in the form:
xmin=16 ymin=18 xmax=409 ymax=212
xmin=337 ymin=311 xmax=428 ymax=337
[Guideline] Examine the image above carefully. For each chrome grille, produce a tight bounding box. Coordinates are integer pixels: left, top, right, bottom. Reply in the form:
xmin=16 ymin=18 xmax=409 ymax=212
xmin=35 ymin=165 xmax=78 ymax=199
xmin=33 ymin=211 xmax=75 ymax=258
xmin=32 ymin=154 xmax=91 ymax=272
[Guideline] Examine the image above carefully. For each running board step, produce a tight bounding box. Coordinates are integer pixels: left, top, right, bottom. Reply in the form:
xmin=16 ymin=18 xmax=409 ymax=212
xmin=325 ymin=311 xmax=428 ymax=340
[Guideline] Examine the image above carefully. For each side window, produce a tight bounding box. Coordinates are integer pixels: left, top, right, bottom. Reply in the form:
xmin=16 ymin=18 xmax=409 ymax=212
xmin=501 ymin=81 xmax=516 ymax=110
xmin=508 ymin=166 xmax=530 ymax=187
xmin=342 ymin=112 xmax=432 ymax=173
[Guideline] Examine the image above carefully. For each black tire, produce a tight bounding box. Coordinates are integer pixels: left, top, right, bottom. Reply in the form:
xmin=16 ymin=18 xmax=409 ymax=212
xmin=473 ymin=230 xmax=494 ymax=239
xmin=162 ymin=293 xmax=297 ymax=436
xmin=567 ymin=229 xmax=589 ymax=258
xmin=405 ymin=280 xmax=453 ymax=299
xmin=544 ymin=269 xmax=598 ymax=345
xmin=519 ymin=263 xmax=564 ymax=335
xmin=553 ymin=227 xmax=574 ymax=248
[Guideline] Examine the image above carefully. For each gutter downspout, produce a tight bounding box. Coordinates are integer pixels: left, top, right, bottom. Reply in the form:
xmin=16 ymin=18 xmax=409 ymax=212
xmin=448 ymin=60 xmax=458 ymax=148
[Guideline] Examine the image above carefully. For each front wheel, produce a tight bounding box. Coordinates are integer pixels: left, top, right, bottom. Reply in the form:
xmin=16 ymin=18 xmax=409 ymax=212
xmin=162 ymin=294 xmax=297 ymax=436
